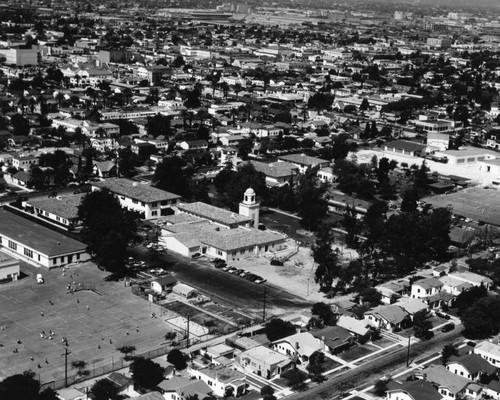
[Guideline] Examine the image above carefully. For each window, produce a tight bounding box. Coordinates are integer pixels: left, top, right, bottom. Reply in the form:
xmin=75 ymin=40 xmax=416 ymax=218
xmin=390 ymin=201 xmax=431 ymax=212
xmin=217 ymin=250 xmax=223 ymax=256
xmin=24 ymin=248 xmax=33 ymax=258
xmin=151 ymin=202 xmax=158 ymax=207
xmin=76 ymin=253 xmax=80 ymax=260
xmin=132 ymin=199 xmax=138 ymax=204
xmin=53 ymin=259 xmax=57 ymax=265
xmin=8 ymin=241 xmax=17 ymax=251
xmin=152 ymin=210 xmax=158 ymax=217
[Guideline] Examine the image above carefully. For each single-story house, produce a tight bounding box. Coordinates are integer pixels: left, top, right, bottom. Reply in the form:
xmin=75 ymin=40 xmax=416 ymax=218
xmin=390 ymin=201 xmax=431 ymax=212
xmin=106 ymin=372 xmax=135 ymax=397
xmin=271 ymin=332 xmax=325 ymax=362
xmin=157 ymin=377 xmax=212 ymax=400
xmin=172 ymin=282 xmax=198 ymax=298
xmin=386 ymin=379 xmax=443 ymax=400
xmin=56 ymin=388 xmax=87 ymax=400
xmin=236 ymin=345 xmax=291 ymax=379
xmin=364 ymin=304 xmax=410 ymax=332
xmin=336 ymin=315 xmax=372 ymax=341
xmin=396 ymin=298 xmax=429 ymax=318
xmin=447 ymin=353 xmax=498 ymax=381
xmin=151 ymin=275 xmax=178 ymax=294
xmin=311 ymin=326 xmax=355 ymax=354
xmin=474 ymin=340 xmax=500 ymax=367
xmin=417 ymin=364 xmax=470 ymax=400
xmin=190 ymin=365 xmax=246 ymax=398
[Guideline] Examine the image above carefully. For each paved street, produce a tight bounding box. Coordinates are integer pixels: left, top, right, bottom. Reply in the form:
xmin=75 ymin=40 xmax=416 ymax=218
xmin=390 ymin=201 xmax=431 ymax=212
xmin=132 ymin=246 xmax=313 ymax=318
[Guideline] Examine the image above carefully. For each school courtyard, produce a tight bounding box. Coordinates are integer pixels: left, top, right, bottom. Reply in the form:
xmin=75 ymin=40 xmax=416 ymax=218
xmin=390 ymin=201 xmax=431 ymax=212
xmin=0 ymin=261 xmax=175 ymax=386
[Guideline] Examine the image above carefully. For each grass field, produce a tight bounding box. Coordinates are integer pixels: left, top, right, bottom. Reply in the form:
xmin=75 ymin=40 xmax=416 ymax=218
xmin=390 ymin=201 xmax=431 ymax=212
xmin=0 ymin=261 xmax=175 ymax=384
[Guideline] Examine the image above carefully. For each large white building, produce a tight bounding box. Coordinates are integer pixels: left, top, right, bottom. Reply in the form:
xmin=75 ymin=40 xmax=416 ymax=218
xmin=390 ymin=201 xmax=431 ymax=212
xmin=0 ymin=209 xmax=90 ymax=268
xmin=91 ymin=178 xmax=181 ymax=220
xmin=0 ymin=47 xmax=38 ymax=66
xmin=158 ymin=189 xmax=286 ymax=260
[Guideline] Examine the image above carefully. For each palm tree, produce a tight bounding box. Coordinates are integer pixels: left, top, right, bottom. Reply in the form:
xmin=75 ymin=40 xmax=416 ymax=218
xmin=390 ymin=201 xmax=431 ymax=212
xmin=219 ymin=81 xmax=229 ymax=99
xmin=123 ymin=88 xmax=133 ymax=105
xmin=233 ymin=83 xmax=243 ymax=100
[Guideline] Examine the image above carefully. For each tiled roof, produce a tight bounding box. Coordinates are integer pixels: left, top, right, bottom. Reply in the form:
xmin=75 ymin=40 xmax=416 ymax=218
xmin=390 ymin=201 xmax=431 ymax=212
xmin=26 ymin=194 xmax=85 ymax=220
xmin=278 ymin=153 xmax=328 ymax=166
xmin=177 ymin=202 xmax=251 ymax=226
xmin=250 ymin=160 xmax=298 ymax=179
xmin=93 ymin=178 xmax=181 ymax=203
xmin=199 ymin=365 xmax=245 ymax=384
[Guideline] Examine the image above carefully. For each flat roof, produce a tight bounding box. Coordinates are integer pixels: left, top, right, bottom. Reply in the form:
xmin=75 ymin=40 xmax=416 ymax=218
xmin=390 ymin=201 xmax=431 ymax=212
xmin=0 ymin=209 xmax=87 ymax=257
xmin=93 ymin=178 xmax=181 ymax=204
xmin=278 ymin=153 xmax=329 ymax=166
xmin=26 ymin=194 xmax=85 ymax=220
xmin=177 ymin=202 xmax=251 ymax=226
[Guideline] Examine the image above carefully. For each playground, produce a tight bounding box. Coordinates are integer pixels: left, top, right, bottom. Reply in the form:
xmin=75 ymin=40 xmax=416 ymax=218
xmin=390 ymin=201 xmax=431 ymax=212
xmin=0 ymin=261 xmax=175 ymax=385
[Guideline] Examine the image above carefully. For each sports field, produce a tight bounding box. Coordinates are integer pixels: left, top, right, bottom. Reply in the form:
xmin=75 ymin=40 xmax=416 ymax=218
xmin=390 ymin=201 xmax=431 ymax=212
xmin=425 ymin=186 xmax=500 ymax=226
xmin=0 ymin=261 xmax=175 ymax=385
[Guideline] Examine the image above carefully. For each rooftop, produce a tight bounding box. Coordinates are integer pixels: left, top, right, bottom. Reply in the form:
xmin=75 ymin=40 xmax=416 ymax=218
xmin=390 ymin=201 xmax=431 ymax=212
xmin=250 ymin=160 xmax=298 ymax=178
xmin=241 ymin=345 xmax=290 ymax=366
xmin=26 ymin=194 xmax=85 ymax=221
xmin=278 ymin=153 xmax=329 ymax=166
xmin=0 ymin=209 xmax=87 ymax=257
xmin=199 ymin=365 xmax=245 ymax=384
xmin=177 ymin=202 xmax=251 ymax=227
xmin=93 ymin=178 xmax=181 ymax=203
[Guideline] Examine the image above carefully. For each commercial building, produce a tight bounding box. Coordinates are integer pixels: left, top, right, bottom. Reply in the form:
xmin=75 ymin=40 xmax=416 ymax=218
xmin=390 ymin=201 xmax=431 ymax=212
xmin=0 ymin=209 xmax=89 ymax=268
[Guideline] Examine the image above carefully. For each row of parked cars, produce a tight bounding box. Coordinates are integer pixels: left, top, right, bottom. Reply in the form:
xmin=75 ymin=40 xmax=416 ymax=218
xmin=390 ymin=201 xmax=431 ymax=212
xmin=211 ymin=259 xmax=266 ymax=284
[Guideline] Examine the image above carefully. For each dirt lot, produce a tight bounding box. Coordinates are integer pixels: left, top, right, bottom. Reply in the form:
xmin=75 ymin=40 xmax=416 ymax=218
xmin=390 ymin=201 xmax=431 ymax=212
xmin=0 ymin=261 xmax=175 ymax=384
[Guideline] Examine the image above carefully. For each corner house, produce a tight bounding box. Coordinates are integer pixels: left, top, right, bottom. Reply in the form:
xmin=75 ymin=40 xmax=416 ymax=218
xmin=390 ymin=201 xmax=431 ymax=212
xmin=0 ymin=209 xmax=90 ymax=268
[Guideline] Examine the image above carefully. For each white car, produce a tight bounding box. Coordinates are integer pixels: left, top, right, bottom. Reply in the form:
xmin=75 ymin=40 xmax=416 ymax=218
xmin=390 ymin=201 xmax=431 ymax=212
xmin=36 ymin=274 xmax=44 ymax=284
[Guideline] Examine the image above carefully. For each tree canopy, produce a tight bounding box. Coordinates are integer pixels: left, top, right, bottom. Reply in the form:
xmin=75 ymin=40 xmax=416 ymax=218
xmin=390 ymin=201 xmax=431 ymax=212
xmin=90 ymin=379 xmax=120 ymax=400
xmin=0 ymin=371 xmax=58 ymax=400
xmin=78 ymin=189 xmax=138 ymax=275
xmin=265 ymin=318 xmax=296 ymax=342
xmin=167 ymin=349 xmax=188 ymax=370
xmin=152 ymin=156 xmax=191 ymax=198
xmin=130 ymin=357 xmax=165 ymax=389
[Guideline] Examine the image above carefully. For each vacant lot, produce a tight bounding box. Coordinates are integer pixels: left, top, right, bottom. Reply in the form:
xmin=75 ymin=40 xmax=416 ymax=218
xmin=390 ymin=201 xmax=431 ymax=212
xmin=0 ymin=261 xmax=174 ymax=384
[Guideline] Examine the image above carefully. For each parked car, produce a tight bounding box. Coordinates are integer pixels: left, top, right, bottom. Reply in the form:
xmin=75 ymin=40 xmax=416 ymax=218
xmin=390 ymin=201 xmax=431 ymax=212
xmin=36 ymin=274 xmax=44 ymax=284
xmin=191 ymin=253 xmax=202 ymax=259
xmin=254 ymin=278 xmax=266 ymax=284
xmin=436 ymin=311 xmax=450 ymax=320
xmin=212 ymin=259 xmax=227 ymax=269
xmin=442 ymin=323 xmax=455 ymax=332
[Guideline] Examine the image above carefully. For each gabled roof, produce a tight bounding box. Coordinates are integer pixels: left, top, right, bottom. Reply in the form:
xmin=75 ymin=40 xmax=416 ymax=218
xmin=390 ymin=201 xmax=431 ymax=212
xmin=93 ymin=178 xmax=181 ymax=203
xmin=272 ymin=332 xmax=324 ymax=357
xmin=448 ymin=353 xmax=498 ymax=375
xmin=154 ymin=275 xmax=177 ymax=286
xmin=422 ymin=364 xmax=469 ymax=394
xmin=367 ymin=304 xmax=409 ymax=325
xmin=413 ymin=277 xmax=443 ymax=290
xmin=387 ymin=379 xmax=442 ymax=400
xmin=311 ymin=326 xmax=353 ymax=350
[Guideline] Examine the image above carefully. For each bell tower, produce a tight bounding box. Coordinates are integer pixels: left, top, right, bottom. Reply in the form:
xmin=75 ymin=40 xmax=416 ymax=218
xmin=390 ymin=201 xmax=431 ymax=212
xmin=239 ymin=187 xmax=260 ymax=228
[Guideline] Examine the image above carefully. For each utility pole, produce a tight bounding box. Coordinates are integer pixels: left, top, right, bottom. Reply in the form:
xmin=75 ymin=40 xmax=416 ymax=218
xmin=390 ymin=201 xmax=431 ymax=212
xmin=262 ymin=287 xmax=267 ymax=323
xmin=61 ymin=347 xmax=71 ymax=387
xmin=186 ymin=314 xmax=190 ymax=349
xmin=406 ymin=337 xmax=411 ymax=366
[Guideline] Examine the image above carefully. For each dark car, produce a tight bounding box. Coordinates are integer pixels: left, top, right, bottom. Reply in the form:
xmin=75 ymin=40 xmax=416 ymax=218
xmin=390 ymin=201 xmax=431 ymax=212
xmin=436 ymin=312 xmax=450 ymax=320
xmin=441 ymin=323 xmax=455 ymax=332
xmin=191 ymin=253 xmax=202 ymax=259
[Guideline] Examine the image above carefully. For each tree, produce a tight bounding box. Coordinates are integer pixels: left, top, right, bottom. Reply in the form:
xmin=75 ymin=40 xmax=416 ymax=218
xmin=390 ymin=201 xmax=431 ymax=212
xmin=90 ymin=379 xmax=120 ymax=400
xmin=311 ymin=302 xmax=337 ymax=326
xmin=313 ymin=224 xmax=340 ymax=293
xmin=357 ymin=288 xmax=382 ymax=307
xmin=461 ymin=296 xmax=500 ymax=339
xmin=152 ymin=156 xmax=191 ymax=198
xmin=71 ymin=360 xmax=88 ymax=377
xmin=117 ymin=345 xmax=136 ymax=360
xmin=400 ymin=189 xmax=419 ymax=213
xmin=78 ymin=190 xmax=138 ymax=275
xmin=282 ymin=368 xmax=308 ymax=390
xmin=455 ymin=285 xmax=488 ymax=314
xmin=265 ymin=318 xmax=296 ymax=342
xmin=374 ymin=379 xmax=388 ymax=396
xmin=441 ymin=344 xmax=459 ymax=365
xmin=307 ymin=350 xmax=325 ymax=376
xmin=0 ymin=371 xmax=41 ymax=400
xmin=296 ymin=169 xmax=327 ymax=231
xmin=130 ymin=357 xmax=165 ymax=389
xmin=167 ymin=349 xmax=187 ymax=370
xmin=261 ymin=385 xmax=276 ymax=400
xmin=413 ymin=310 xmax=434 ymax=340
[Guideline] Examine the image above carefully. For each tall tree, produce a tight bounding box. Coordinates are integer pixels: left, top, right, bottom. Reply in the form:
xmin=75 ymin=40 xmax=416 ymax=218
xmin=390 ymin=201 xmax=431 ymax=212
xmin=130 ymin=357 xmax=165 ymax=390
xmin=296 ymin=168 xmax=327 ymax=231
xmin=152 ymin=156 xmax=190 ymax=198
xmin=313 ymin=223 xmax=340 ymax=293
xmin=78 ymin=190 xmax=138 ymax=275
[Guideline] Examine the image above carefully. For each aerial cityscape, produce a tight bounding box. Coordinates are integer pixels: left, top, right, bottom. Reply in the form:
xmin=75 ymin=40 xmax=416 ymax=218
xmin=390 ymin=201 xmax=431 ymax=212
xmin=1 ymin=0 xmax=500 ymax=399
